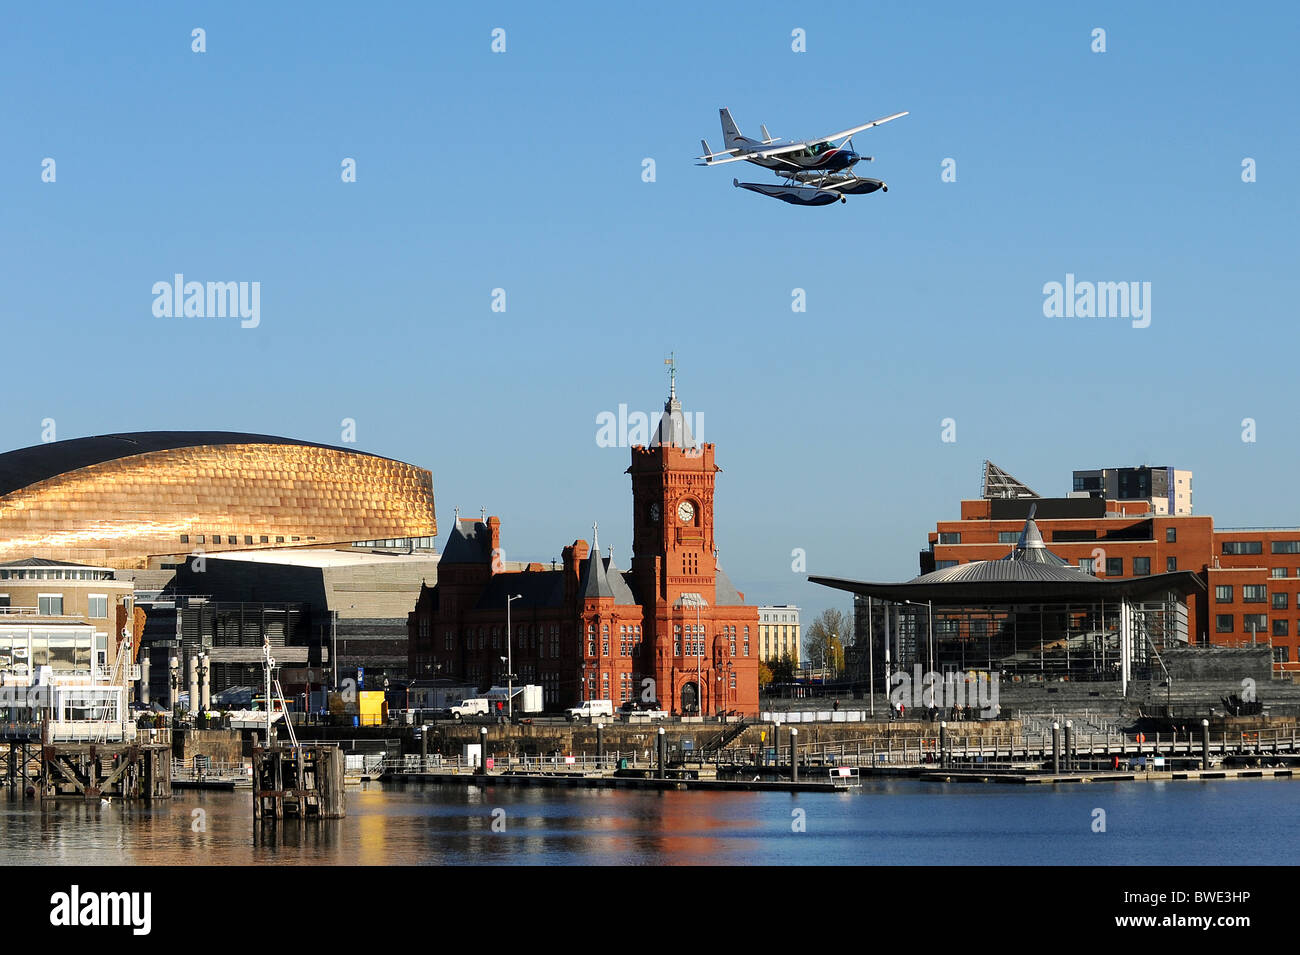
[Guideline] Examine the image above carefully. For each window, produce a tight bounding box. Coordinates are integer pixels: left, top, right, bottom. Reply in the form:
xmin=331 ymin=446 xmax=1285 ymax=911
xmin=38 ymin=594 xmax=63 ymax=616
xmin=1272 ymin=619 xmax=1289 ymax=637
xmin=1243 ymin=614 xmax=1267 ymax=633
xmin=1271 ymin=541 xmax=1300 ymax=554
xmin=180 ymin=534 xmax=189 ymax=544
xmin=1079 ymin=558 xmax=1096 ymax=575
xmin=1215 ymin=585 xmax=1233 ymax=603
xmin=1274 ymin=647 xmax=1290 ymax=664
xmin=260 ymin=535 xmax=269 ymax=543
xmin=587 ymin=624 xmax=596 ymax=657
xmin=1222 ymin=541 xmax=1263 ymax=555
xmin=1166 ymin=557 xmax=1177 ymax=573
xmin=998 ymin=531 xmax=1020 ymax=544
xmin=938 ymin=532 xmax=961 ymax=545
xmin=1216 ymin=615 xmax=1234 ymax=633
xmin=744 ymin=626 xmax=749 ymax=656
xmin=1166 ymin=527 xmax=1177 ymax=543
xmin=935 ymin=560 xmax=958 ymax=570
xmin=1133 ymin=557 xmax=1151 ymax=576
xmin=0 ymin=595 xmax=8 ymax=608
xmin=1271 ymin=568 xmax=1288 ymax=578
xmin=275 ymin=536 xmax=284 ymax=543
xmin=674 ymin=625 xmax=681 ymax=657
xmin=1243 ymin=585 xmax=1267 ymax=603
xmin=602 ymin=624 xmax=609 ymax=657
xmin=1106 ymin=557 xmax=1123 ymax=577
xmin=1273 ymin=593 xmax=1289 ymax=610
xmin=245 ymin=535 xmax=254 ymax=545
xmin=88 ymin=595 xmax=108 ymax=619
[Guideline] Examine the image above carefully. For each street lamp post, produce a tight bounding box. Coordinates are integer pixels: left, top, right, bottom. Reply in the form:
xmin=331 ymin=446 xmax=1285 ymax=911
xmin=506 ymin=594 xmax=522 ymax=719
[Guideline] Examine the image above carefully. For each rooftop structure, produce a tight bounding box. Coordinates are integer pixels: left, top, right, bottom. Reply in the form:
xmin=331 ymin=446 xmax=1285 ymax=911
xmin=816 ymin=514 xmax=1204 ymax=694
xmin=0 ymin=431 xmax=436 ymax=568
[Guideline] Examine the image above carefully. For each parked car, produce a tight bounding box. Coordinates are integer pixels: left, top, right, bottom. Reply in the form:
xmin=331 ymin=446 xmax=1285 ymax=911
xmin=618 ymin=700 xmax=668 ymax=721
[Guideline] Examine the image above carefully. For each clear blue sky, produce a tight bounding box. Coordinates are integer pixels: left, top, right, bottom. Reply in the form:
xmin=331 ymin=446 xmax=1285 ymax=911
xmin=3 ymin=3 xmax=1297 ymax=628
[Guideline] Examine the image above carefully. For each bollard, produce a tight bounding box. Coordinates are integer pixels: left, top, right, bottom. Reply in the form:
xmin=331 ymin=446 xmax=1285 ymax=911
xmin=420 ymin=724 xmax=428 ymax=770
xmin=1201 ymin=718 xmax=1210 ymax=771
xmin=1064 ymin=721 xmax=1074 ymax=772
xmin=657 ymin=726 xmax=666 ymax=779
xmin=1051 ymin=722 xmax=1061 ymax=774
xmin=168 ymin=656 xmax=180 ymax=712
xmin=939 ymin=721 xmax=948 ymax=769
xmin=790 ymin=728 xmax=798 ymax=783
xmin=479 ymin=726 xmax=488 ymax=773
xmin=596 ymin=723 xmax=604 ymax=767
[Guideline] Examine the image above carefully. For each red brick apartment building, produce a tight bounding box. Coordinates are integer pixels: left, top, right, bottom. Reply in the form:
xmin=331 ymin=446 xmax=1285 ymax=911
xmin=407 ymin=383 xmax=760 ymax=715
xmin=927 ymin=464 xmax=1300 ymax=672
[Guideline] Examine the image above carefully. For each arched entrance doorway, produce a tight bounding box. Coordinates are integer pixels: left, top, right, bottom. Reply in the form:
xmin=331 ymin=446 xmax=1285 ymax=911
xmin=681 ymin=681 xmax=699 ymax=715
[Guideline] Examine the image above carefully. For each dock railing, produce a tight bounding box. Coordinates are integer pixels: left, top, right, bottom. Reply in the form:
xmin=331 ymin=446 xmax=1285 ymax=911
xmin=171 ymin=758 xmax=250 ymax=782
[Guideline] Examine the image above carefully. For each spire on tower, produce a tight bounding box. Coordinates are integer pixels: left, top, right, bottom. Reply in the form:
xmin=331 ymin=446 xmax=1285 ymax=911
xmin=653 ymin=356 xmax=695 ymax=450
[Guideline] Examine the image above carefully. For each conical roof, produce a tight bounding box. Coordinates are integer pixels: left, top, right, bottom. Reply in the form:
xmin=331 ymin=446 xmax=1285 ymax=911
xmin=579 ymin=525 xmax=617 ymax=599
xmin=1001 ymin=506 xmax=1067 ymax=566
xmin=651 ymin=373 xmax=695 ymax=449
xmin=912 ymin=509 xmax=1081 ymax=585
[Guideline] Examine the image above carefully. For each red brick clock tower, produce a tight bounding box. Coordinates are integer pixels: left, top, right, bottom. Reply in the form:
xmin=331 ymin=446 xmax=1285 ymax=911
xmin=628 ymin=364 xmax=759 ymax=716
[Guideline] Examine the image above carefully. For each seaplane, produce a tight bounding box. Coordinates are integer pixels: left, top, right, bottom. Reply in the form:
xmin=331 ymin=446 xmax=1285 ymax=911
xmin=697 ymin=107 xmax=907 ymax=206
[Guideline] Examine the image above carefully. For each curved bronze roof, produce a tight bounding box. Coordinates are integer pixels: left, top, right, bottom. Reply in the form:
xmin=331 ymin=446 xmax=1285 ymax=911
xmin=0 ymin=432 xmax=434 ymax=568
xmin=0 ymin=431 xmax=371 ymax=497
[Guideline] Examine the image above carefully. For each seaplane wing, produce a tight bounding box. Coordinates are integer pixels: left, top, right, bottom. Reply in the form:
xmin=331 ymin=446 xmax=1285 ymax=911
xmin=819 ymin=111 xmax=909 ymax=143
xmin=698 ymin=141 xmax=810 ymax=166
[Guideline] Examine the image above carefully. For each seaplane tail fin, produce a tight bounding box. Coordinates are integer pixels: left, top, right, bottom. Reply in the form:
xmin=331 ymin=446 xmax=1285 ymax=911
xmin=719 ymin=108 xmax=743 ymax=147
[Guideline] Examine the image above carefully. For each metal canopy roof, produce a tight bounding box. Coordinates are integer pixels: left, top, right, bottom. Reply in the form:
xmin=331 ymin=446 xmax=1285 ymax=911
xmin=817 ymin=510 xmax=1207 ymax=603
xmin=810 ymin=569 xmax=1205 ymax=606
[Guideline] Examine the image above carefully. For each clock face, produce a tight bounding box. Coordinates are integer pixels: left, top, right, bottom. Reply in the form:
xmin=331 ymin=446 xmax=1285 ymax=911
xmin=677 ymin=500 xmax=695 ymax=523
xmin=649 ymin=503 xmax=660 ymax=522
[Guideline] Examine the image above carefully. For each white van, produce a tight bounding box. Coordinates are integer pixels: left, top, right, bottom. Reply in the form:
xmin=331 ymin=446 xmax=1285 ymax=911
xmin=565 ymin=699 xmax=614 ymax=721
xmin=450 ymin=698 xmax=490 ymax=720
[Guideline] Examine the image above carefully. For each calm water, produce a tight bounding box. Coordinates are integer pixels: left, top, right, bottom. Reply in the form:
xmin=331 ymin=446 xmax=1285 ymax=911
xmin=2 ymin=778 xmax=1296 ymax=866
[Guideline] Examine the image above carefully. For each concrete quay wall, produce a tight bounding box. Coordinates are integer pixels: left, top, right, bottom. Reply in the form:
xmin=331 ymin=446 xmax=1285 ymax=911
xmin=293 ymin=719 xmax=1022 ymax=758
